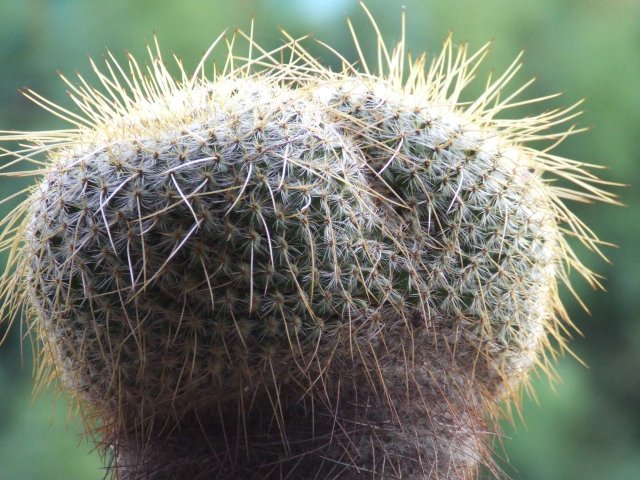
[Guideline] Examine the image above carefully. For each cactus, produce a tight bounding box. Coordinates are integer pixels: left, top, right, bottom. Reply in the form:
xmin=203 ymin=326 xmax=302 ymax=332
xmin=0 ymin=8 xmax=616 ymax=480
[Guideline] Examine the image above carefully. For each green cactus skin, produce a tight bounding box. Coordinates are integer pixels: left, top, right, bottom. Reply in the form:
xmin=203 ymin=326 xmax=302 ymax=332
xmin=0 ymin=10 xmax=616 ymax=480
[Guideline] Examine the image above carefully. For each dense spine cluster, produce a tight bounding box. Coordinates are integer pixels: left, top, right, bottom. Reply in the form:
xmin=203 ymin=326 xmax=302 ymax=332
xmin=28 ymin=79 xmax=380 ymax=415
xmin=320 ymin=78 xmax=560 ymax=382
xmin=0 ymin=11 xmax=615 ymax=480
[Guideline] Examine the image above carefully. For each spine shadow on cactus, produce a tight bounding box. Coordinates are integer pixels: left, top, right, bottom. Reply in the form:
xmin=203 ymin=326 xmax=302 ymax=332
xmin=0 ymin=6 xmax=617 ymax=480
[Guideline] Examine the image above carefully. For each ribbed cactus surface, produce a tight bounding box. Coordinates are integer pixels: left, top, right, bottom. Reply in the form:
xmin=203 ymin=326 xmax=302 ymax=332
xmin=0 ymin=12 xmax=615 ymax=480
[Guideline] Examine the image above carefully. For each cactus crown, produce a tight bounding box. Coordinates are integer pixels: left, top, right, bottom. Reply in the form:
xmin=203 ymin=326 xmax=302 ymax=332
xmin=0 ymin=6 xmax=617 ymax=479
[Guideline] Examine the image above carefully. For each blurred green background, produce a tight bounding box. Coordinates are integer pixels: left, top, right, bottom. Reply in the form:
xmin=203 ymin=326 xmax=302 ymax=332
xmin=0 ymin=0 xmax=637 ymax=479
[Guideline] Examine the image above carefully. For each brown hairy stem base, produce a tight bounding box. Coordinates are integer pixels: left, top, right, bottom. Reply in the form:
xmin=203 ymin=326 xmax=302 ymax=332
xmin=107 ymin=331 xmax=494 ymax=480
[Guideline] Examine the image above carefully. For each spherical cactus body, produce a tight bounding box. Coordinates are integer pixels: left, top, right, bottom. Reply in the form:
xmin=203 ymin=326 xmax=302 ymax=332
xmin=0 ymin=11 xmax=616 ymax=480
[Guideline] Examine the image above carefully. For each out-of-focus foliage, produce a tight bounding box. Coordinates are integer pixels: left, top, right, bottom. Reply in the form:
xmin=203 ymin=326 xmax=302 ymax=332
xmin=0 ymin=1 xmax=637 ymax=478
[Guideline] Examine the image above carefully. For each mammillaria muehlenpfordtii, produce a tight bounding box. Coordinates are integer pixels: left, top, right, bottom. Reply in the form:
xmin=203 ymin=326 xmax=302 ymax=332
xmin=0 ymin=9 xmax=616 ymax=480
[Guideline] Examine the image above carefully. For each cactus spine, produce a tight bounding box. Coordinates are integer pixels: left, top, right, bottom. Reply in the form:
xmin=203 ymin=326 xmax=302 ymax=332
xmin=0 ymin=9 xmax=616 ymax=480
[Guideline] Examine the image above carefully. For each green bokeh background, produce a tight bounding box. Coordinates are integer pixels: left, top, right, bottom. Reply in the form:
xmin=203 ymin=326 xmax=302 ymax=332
xmin=0 ymin=1 xmax=637 ymax=479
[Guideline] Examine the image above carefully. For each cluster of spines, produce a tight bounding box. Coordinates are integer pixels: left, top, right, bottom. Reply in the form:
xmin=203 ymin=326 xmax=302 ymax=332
xmin=28 ymin=79 xmax=380 ymax=408
xmin=0 ymin=7 xmax=618 ymax=480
